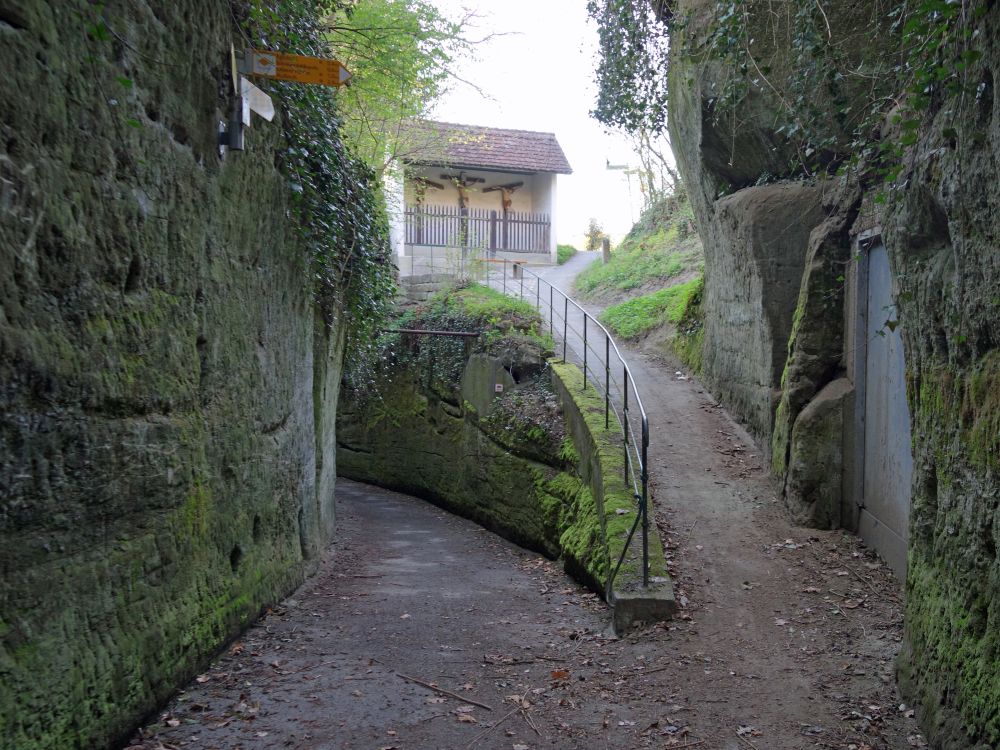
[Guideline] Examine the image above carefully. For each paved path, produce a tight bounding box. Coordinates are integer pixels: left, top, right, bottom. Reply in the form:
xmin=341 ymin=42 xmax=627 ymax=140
xmin=133 ymin=255 xmax=924 ymax=749
xmin=131 ymin=480 xmax=687 ymax=750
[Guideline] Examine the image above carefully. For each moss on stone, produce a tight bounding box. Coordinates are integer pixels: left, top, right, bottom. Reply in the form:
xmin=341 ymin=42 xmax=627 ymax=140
xmin=901 ymin=551 xmax=1000 ymax=748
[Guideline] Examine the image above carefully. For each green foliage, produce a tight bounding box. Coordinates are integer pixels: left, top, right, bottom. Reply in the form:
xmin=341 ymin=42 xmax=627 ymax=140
xmin=587 ymin=0 xmax=671 ymax=134
xmin=436 ymin=283 xmax=545 ymax=339
xmin=326 ymin=0 xmax=473 ymax=173
xmin=591 ymin=0 xmax=990 ymax=186
xmin=345 ymin=282 xmax=550 ymax=396
xmin=584 ymin=218 xmax=608 ymax=252
xmin=557 ymin=244 xmax=579 ymax=265
xmin=244 ymin=0 xmax=396 ymax=368
xmin=576 ymin=192 xmax=701 ymax=297
xmin=686 ymin=0 xmax=989 ymax=183
xmin=599 ymin=275 xmax=702 ymax=339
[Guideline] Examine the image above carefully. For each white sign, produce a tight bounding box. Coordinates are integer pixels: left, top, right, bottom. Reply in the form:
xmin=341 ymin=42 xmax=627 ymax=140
xmin=241 ymin=77 xmax=275 ymax=122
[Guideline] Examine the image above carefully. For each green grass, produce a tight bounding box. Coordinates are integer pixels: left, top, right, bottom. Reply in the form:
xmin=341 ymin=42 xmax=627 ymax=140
xmin=575 ymin=191 xmax=702 ymax=298
xmin=439 ymin=282 xmax=540 ymax=330
xmin=423 ymin=282 xmax=554 ymax=351
xmin=557 ymin=244 xmax=578 ymax=265
xmin=599 ymin=276 xmax=703 ymax=340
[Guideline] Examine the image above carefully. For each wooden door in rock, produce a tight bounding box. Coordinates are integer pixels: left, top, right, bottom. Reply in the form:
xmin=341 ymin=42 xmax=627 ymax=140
xmin=855 ymin=240 xmax=913 ymax=577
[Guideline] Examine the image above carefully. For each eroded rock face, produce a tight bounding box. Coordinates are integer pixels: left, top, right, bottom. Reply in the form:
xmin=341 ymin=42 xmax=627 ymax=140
xmin=667 ymin=0 xmax=1000 ymax=745
xmin=336 ymin=343 xmax=609 ymax=589
xmin=0 ymin=3 xmax=346 ymax=748
xmin=784 ymin=378 xmax=851 ymax=528
xmin=772 ymin=185 xmax=861 ymax=476
xmin=885 ymin=15 xmax=1000 ymax=747
xmin=697 ymin=182 xmax=828 ymax=445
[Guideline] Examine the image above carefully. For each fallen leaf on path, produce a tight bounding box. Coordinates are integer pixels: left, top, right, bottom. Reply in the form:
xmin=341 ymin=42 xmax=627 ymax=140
xmin=513 ymin=744 xmax=529 ymax=750
xmin=774 ymin=618 xmax=789 ymax=626
xmin=736 ymin=725 xmax=762 ymax=737
xmin=550 ymin=670 xmax=570 ymax=680
xmin=457 ymin=713 xmax=477 ymax=723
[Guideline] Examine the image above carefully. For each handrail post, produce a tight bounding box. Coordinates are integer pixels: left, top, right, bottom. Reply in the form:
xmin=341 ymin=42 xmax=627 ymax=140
xmin=562 ymin=296 xmax=568 ymax=363
xmin=641 ymin=415 xmax=650 ymax=587
xmin=536 ymin=273 xmax=540 ymax=310
xmin=583 ymin=314 xmax=588 ymax=389
xmin=549 ymin=285 xmax=553 ymax=337
xmin=519 ymin=267 xmax=524 ymax=300
xmin=605 ymin=334 xmax=610 ymax=428
xmin=623 ymin=366 xmax=629 ymax=485
xmin=503 ymin=259 xmax=507 ymax=294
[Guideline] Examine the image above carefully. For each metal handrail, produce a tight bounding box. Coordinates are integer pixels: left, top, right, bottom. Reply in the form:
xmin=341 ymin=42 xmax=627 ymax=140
xmin=509 ymin=259 xmax=651 ymax=597
xmin=399 ymin=250 xmax=652 ymax=594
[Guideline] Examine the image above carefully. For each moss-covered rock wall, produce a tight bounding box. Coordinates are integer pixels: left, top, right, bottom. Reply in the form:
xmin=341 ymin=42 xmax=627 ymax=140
xmin=336 ymin=335 xmax=608 ymax=588
xmin=666 ymin=0 xmax=1000 ymax=745
xmin=0 ymin=3 xmax=350 ymax=748
xmin=886 ymin=9 xmax=1000 ymax=746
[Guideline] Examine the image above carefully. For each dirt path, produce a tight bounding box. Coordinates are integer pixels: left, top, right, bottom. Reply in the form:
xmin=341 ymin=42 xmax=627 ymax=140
xmin=131 ymin=254 xmax=925 ymax=750
xmin=537 ymin=252 xmax=925 ymax=749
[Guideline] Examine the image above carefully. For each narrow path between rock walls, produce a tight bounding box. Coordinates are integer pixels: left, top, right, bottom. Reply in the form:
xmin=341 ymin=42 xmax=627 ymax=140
xmin=533 ymin=252 xmax=925 ymax=750
xmin=130 ymin=255 xmax=926 ymax=750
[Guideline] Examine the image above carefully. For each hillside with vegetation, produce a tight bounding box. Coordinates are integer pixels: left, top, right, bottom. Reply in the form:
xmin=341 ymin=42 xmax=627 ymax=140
xmin=575 ymin=189 xmax=705 ymax=370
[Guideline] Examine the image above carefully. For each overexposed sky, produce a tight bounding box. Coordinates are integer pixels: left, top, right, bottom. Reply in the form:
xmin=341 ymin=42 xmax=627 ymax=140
xmin=428 ymin=0 xmax=643 ymax=246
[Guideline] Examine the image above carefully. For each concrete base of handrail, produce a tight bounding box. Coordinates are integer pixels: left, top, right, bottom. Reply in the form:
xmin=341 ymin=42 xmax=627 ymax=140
xmin=549 ymin=361 xmax=676 ymax=632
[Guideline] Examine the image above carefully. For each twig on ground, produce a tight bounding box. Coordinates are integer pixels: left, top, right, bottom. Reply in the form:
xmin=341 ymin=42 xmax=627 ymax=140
xmin=417 ymin=712 xmax=447 ymax=724
xmin=734 ymin=731 xmax=758 ymax=749
xmin=395 ymin=672 xmax=493 ymax=711
xmin=521 ymin=708 xmax=542 ymax=736
xmin=465 ymin=705 xmax=520 ymax=747
xmin=279 ymin=659 xmax=338 ymax=676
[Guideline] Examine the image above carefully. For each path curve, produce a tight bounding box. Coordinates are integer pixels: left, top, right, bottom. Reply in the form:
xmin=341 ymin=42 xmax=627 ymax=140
xmin=133 ymin=254 xmax=924 ymax=750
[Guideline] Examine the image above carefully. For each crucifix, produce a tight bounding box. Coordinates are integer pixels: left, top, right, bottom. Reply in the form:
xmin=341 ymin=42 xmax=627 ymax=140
xmin=483 ymin=181 xmax=524 ymax=214
xmin=410 ymin=176 xmax=444 ymax=205
xmin=483 ymin=181 xmax=524 ymax=251
xmin=440 ymin=172 xmax=485 ymax=209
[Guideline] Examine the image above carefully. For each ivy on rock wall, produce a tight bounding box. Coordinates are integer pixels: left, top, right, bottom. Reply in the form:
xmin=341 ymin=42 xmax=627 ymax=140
xmin=242 ymin=0 xmax=395 ymax=351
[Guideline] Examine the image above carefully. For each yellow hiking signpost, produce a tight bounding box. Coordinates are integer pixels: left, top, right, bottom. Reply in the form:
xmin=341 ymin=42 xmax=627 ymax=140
xmin=245 ymin=49 xmax=353 ymax=87
xmin=220 ymin=48 xmax=352 ymax=155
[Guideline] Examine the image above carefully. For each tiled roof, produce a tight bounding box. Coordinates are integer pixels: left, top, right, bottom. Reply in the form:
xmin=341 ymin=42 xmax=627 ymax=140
xmin=401 ymin=119 xmax=573 ymax=175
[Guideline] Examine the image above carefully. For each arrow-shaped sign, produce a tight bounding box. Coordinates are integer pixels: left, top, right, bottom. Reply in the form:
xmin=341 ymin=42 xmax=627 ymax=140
xmin=243 ymin=49 xmax=352 ymax=88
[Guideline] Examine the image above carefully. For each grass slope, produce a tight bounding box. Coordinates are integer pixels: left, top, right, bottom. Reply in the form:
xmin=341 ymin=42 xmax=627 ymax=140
xmin=600 ymin=276 xmax=702 ymax=339
xmin=575 ymin=192 xmax=702 ymax=298
xmin=578 ymin=191 xmax=706 ymax=372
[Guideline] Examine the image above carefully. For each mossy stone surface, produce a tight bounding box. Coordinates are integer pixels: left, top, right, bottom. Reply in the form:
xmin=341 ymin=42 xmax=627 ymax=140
xmin=0 ymin=4 xmax=347 ymax=748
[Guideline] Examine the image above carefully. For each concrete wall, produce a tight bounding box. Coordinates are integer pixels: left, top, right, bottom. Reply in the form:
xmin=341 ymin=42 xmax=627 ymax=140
xmin=0 ymin=3 xmax=347 ymax=748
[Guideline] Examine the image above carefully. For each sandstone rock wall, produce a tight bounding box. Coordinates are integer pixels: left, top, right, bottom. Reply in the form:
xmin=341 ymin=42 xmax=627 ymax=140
xmin=666 ymin=1 xmax=1000 ymax=745
xmin=886 ymin=11 xmax=1000 ymax=747
xmin=337 ymin=348 xmax=603 ymax=586
xmin=0 ymin=3 xmax=346 ymax=748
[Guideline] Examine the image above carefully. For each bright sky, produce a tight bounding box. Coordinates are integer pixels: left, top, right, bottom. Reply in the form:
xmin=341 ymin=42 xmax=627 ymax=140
xmin=428 ymin=0 xmax=643 ymax=247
